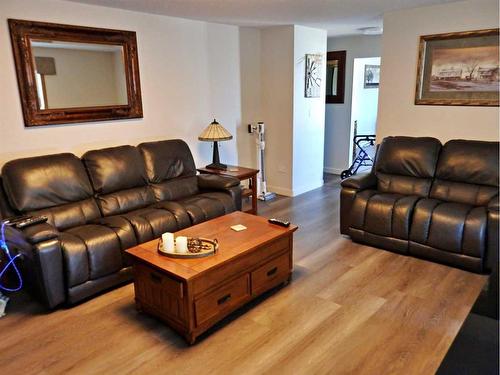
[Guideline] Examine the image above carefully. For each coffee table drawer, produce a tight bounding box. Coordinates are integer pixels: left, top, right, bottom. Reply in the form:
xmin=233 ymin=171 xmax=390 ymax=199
xmin=251 ymin=252 xmax=290 ymax=296
xmin=195 ymin=274 xmax=250 ymax=327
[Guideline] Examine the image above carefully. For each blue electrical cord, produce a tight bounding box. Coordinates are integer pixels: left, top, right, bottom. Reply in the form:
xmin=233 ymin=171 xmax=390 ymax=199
xmin=0 ymin=221 xmax=23 ymax=292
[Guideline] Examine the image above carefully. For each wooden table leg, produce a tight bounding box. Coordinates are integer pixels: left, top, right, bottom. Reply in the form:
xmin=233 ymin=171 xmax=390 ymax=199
xmin=251 ymin=174 xmax=258 ymax=214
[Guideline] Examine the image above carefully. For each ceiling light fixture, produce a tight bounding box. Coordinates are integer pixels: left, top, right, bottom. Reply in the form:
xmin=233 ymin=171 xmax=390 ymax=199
xmin=358 ymin=26 xmax=383 ymax=35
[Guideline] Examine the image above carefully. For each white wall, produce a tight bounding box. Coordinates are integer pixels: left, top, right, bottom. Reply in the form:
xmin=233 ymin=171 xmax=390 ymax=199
xmin=292 ymin=26 xmax=327 ymax=195
xmin=259 ymin=25 xmax=327 ymax=196
xmin=0 ymin=0 xmax=241 ymax=167
xmin=377 ymin=0 xmax=500 ymax=142
xmin=238 ymin=27 xmax=262 ymax=170
xmin=260 ymin=26 xmax=295 ymax=196
xmin=324 ymin=35 xmax=381 ymax=174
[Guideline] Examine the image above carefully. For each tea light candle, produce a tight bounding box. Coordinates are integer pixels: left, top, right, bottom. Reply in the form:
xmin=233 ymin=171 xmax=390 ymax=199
xmin=161 ymin=232 xmax=175 ymax=253
xmin=175 ymin=236 xmax=188 ymax=253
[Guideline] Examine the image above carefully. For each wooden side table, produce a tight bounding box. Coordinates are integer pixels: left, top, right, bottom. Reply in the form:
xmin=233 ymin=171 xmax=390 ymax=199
xmin=197 ymin=165 xmax=259 ymax=214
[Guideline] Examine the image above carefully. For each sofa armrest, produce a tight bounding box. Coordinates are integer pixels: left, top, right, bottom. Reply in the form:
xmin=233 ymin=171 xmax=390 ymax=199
xmin=197 ymin=175 xmax=242 ymax=211
xmin=340 ymin=173 xmax=377 ymax=191
xmin=339 ymin=173 xmax=377 ymax=236
xmin=4 ymin=224 xmax=64 ymax=309
xmin=21 ymin=222 xmax=60 ymax=244
xmin=488 ymin=195 xmax=499 ymax=212
xmin=197 ymin=174 xmax=240 ymax=190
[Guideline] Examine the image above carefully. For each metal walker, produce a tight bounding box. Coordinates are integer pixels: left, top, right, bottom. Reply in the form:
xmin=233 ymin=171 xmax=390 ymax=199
xmin=340 ymin=135 xmax=376 ymax=179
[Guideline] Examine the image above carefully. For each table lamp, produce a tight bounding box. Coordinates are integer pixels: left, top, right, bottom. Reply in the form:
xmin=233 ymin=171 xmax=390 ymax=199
xmin=198 ymin=119 xmax=233 ymax=170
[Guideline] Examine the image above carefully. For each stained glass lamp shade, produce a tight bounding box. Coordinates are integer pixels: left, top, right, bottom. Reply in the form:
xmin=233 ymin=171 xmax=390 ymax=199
xmin=198 ymin=119 xmax=233 ymax=170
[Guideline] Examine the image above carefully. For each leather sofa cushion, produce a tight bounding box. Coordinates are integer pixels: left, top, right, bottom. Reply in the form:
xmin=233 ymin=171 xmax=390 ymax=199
xmin=60 ymin=225 xmax=123 ymax=287
xmin=374 ymin=137 xmax=442 ymax=197
xmin=83 ymin=145 xmax=149 ymax=194
xmin=116 ymin=207 xmax=179 ymax=244
xmin=2 ymin=153 xmax=94 ymax=212
xmin=176 ymin=195 xmax=228 ymax=225
xmin=349 ymin=190 xmax=419 ymax=243
xmin=198 ymin=191 xmax=236 ymax=213
xmin=83 ymin=145 xmax=155 ymax=216
xmin=153 ymin=191 xmax=235 ymax=227
xmin=377 ymin=173 xmax=432 ymax=197
xmin=150 ymin=176 xmax=199 ymax=201
xmin=409 ymin=199 xmax=487 ymax=263
xmin=434 ymin=140 xmax=499 ymax=187
xmin=150 ymin=201 xmax=191 ymax=229
xmin=430 ymin=179 xmax=498 ymax=206
xmin=29 ymin=198 xmax=101 ymax=231
xmin=97 ymin=216 xmax=137 ymax=251
xmin=97 ymin=186 xmax=155 ymax=217
xmin=138 ymin=140 xmax=199 ymax=201
xmin=375 ymin=136 xmax=442 ymax=178
xmin=430 ymin=140 xmax=499 ymax=206
xmin=138 ymin=139 xmax=197 ymax=183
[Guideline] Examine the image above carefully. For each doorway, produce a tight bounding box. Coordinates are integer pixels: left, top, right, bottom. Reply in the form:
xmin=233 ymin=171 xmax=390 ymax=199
xmin=348 ymin=57 xmax=380 ymax=171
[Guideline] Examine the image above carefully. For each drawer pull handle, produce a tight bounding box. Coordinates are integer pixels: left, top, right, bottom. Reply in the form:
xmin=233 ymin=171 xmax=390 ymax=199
xmin=150 ymin=273 xmax=162 ymax=284
xmin=217 ymin=294 xmax=232 ymax=305
xmin=267 ymin=267 xmax=278 ymax=277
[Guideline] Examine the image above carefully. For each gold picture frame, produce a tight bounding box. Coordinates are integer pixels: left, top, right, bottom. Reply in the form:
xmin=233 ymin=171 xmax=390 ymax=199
xmin=415 ymin=28 xmax=499 ymax=106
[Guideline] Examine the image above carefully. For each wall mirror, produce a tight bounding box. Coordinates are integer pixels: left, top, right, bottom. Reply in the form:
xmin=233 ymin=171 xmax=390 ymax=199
xmin=9 ymin=19 xmax=143 ymax=126
xmin=326 ymin=50 xmax=346 ymax=104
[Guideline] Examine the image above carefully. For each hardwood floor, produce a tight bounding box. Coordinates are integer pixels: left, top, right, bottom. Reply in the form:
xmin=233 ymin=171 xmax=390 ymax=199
xmin=0 ymin=176 xmax=486 ymax=375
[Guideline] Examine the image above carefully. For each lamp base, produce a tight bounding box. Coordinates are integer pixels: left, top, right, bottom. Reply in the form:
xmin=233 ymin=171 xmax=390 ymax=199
xmin=205 ymin=162 xmax=227 ymax=170
xmin=206 ymin=141 xmax=227 ymax=170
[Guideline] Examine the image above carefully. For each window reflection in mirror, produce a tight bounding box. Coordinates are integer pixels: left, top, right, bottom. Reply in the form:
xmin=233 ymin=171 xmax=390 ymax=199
xmin=30 ymin=40 xmax=128 ymax=109
xmin=326 ymin=59 xmax=339 ymax=96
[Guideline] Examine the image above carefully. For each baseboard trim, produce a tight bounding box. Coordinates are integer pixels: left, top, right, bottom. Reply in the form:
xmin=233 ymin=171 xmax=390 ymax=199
xmin=267 ymin=179 xmax=324 ymax=197
xmin=324 ymin=167 xmax=343 ymax=175
xmin=267 ymin=185 xmax=294 ymax=197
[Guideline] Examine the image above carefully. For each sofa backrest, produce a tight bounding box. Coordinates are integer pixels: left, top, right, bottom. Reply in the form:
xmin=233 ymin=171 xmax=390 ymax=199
xmin=82 ymin=145 xmax=155 ymax=216
xmin=374 ymin=136 xmax=442 ymax=197
xmin=430 ymin=140 xmax=499 ymax=206
xmin=1 ymin=153 xmax=100 ymax=230
xmin=138 ymin=139 xmax=199 ymax=201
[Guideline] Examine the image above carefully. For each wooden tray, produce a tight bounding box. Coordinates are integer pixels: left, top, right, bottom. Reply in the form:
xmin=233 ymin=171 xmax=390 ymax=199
xmin=157 ymin=238 xmax=218 ymax=259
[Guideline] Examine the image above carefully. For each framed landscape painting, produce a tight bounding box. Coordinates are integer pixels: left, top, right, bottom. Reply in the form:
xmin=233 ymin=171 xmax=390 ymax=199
xmin=415 ymin=28 xmax=499 ymax=106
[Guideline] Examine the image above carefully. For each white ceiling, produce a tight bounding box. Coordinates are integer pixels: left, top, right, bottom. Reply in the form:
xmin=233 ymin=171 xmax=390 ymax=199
xmin=65 ymin=0 xmax=460 ymax=36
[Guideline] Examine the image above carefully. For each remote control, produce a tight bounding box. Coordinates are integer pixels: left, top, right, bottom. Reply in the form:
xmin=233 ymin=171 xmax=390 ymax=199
xmin=268 ymin=218 xmax=291 ymax=228
xmin=7 ymin=215 xmax=32 ymax=224
xmin=14 ymin=215 xmax=48 ymax=229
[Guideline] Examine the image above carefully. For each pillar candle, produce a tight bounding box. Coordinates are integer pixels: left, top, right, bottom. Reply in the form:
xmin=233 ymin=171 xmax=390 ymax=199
xmin=161 ymin=232 xmax=175 ymax=253
xmin=175 ymin=236 xmax=188 ymax=253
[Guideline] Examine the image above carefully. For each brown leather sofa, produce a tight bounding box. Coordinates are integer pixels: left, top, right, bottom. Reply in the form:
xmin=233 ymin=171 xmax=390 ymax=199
xmin=341 ymin=136 xmax=499 ymax=275
xmin=0 ymin=139 xmax=241 ymax=308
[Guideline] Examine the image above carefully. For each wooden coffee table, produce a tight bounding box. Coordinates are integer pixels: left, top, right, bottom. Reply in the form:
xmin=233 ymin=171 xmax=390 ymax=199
xmin=126 ymin=211 xmax=298 ymax=344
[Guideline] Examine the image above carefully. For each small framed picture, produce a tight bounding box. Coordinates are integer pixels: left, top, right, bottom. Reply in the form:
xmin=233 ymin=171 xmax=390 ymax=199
xmin=415 ymin=28 xmax=499 ymax=106
xmin=364 ymin=65 xmax=380 ymax=88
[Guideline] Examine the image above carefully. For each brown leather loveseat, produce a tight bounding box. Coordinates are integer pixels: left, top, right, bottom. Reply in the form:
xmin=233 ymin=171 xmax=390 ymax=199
xmin=0 ymin=139 xmax=241 ymax=308
xmin=341 ymin=136 xmax=499 ymax=275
